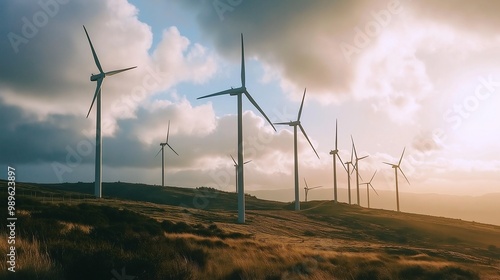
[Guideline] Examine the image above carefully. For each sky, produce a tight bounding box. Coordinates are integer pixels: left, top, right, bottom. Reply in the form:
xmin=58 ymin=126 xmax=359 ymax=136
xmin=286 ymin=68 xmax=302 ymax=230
xmin=1 ymin=0 xmax=500 ymax=200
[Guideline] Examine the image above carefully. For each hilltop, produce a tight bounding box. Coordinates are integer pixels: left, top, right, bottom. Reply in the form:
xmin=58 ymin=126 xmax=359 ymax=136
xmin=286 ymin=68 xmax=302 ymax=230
xmin=1 ymin=180 xmax=499 ymax=279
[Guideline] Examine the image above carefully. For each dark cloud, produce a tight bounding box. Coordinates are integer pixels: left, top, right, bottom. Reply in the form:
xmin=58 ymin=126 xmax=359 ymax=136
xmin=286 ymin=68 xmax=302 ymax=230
xmin=176 ymin=0 xmax=388 ymax=98
xmin=0 ymin=98 xmax=91 ymax=164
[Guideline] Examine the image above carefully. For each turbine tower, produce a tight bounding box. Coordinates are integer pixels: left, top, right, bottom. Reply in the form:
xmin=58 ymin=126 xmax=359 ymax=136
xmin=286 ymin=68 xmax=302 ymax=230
xmin=384 ymin=147 xmax=410 ymax=212
xmin=197 ymin=34 xmax=276 ymax=224
xmin=230 ymin=155 xmax=251 ymax=193
xmin=351 ymin=136 xmax=368 ymax=206
xmin=155 ymin=120 xmax=179 ymax=187
xmin=329 ymin=119 xmax=347 ymax=203
xmin=360 ymin=170 xmax=378 ymax=209
xmin=83 ymin=25 xmax=136 ymax=198
xmin=274 ymin=89 xmax=319 ymax=211
xmin=303 ymin=178 xmax=322 ymax=202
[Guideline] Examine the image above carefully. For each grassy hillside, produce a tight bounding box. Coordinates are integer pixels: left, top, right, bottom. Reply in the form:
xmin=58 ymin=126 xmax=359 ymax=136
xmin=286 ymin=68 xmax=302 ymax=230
xmin=1 ymin=181 xmax=499 ymax=279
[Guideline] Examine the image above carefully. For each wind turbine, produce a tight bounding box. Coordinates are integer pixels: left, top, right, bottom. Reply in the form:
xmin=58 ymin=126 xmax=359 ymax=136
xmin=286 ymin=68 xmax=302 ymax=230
xmin=230 ymin=155 xmax=251 ymax=193
xmin=383 ymin=147 xmax=410 ymax=212
xmin=329 ymin=119 xmax=347 ymax=203
xmin=274 ymin=89 xmax=319 ymax=211
xmin=360 ymin=170 xmax=378 ymax=209
xmin=83 ymin=25 xmax=137 ymax=198
xmin=303 ymin=178 xmax=322 ymax=202
xmin=155 ymin=120 xmax=179 ymax=187
xmin=197 ymin=34 xmax=276 ymax=224
xmin=351 ymin=136 xmax=368 ymax=206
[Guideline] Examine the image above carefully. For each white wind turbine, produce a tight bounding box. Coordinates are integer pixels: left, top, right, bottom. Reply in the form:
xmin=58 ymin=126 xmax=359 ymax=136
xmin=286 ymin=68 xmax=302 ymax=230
xmin=274 ymin=89 xmax=320 ymax=211
xmin=83 ymin=25 xmax=137 ymax=198
xmin=197 ymin=34 xmax=276 ymax=224
xmin=351 ymin=136 xmax=368 ymax=206
xmin=230 ymin=155 xmax=251 ymax=193
xmin=155 ymin=120 xmax=179 ymax=187
xmin=360 ymin=170 xmax=378 ymax=209
xmin=329 ymin=119 xmax=347 ymax=203
xmin=303 ymin=178 xmax=322 ymax=202
xmin=384 ymin=147 xmax=410 ymax=212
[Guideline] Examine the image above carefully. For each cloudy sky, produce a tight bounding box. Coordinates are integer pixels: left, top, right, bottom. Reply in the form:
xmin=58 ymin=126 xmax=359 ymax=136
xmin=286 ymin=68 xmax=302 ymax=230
xmin=1 ymin=0 xmax=500 ymax=200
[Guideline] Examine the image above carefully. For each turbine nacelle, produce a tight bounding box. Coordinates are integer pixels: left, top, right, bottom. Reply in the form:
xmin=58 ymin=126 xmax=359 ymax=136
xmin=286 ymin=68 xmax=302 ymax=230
xmin=229 ymin=86 xmax=246 ymax=96
xmin=90 ymin=73 xmax=104 ymax=81
xmin=329 ymin=149 xmax=338 ymax=155
xmin=289 ymin=120 xmax=300 ymax=126
xmin=383 ymin=162 xmax=398 ymax=169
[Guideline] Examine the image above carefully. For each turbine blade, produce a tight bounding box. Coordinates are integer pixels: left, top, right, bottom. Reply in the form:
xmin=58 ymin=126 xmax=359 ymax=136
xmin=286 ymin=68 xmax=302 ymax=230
xmin=399 ymin=167 xmax=410 ymax=185
xmin=241 ymin=33 xmax=245 ymax=87
xmin=310 ymin=186 xmax=322 ymax=190
xmin=197 ymin=88 xmax=241 ymax=100
xmin=273 ymin=122 xmax=292 ymax=125
xmin=398 ymin=147 xmax=406 ymax=166
xmin=350 ymin=141 xmax=354 ymax=163
xmin=166 ymin=120 xmax=171 ymax=143
xmin=297 ymin=88 xmax=306 ymax=121
xmin=383 ymin=161 xmax=395 ymax=166
xmin=351 ymin=135 xmax=358 ymax=159
xmin=105 ymin=66 xmax=137 ymax=76
xmin=230 ymin=154 xmax=237 ymax=165
xmin=369 ymin=170 xmax=377 ymax=183
xmin=335 ymin=119 xmax=338 ymax=150
xmin=359 ymin=155 xmax=369 ymax=160
xmin=337 ymin=154 xmax=348 ymax=172
xmin=165 ymin=143 xmax=178 ymax=156
xmin=243 ymin=160 xmax=252 ymax=164
xmin=86 ymin=79 xmax=103 ymax=118
xmin=155 ymin=147 xmax=162 ymax=157
xmin=244 ymin=90 xmax=277 ymax=131
xmin=166 ymin=143 xmax=179 ymax=156
xmin=370 ymin=183 xmax=379 ymax=196
xmin=299 ymin=124 xmax=319 ymax=159
xmin=350 ymin=165 xmax=356 ymax=175
xmin=83 ymin=25 xmax=103 ymax=74
xmin=304 ymin=178 xmax=308 ymax=188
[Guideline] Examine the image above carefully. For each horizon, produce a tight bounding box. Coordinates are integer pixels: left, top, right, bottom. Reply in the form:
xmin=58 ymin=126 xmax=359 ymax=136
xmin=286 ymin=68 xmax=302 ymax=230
xmin=1 ymin=0 xmax=500 ymax=201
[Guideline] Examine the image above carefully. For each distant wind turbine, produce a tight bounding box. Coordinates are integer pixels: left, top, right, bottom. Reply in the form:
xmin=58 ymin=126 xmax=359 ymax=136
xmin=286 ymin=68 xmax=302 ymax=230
xmin=329 ymin=119 xmax=347 ymax=203
xmin=351 ymin=136 xmax=368 ymax=206
xmin=360 ymin=170 xmax=378 ymax=209
xmin=384 ymin=147 xmax=410 ymax=212
xmin=155 ymin=120 xmax=179 ymax=187
xmin=303 ymin=178 xmax=322 ymax=202
xmin=197 ymin=34 xmax=276 ymax=224
xmin=230 ymin=155 xmax=251 ymax=193
xmin=274 ymin=89 xmax=319 ymax=211
xmin=83 ymin=25 xmax=137 ymax=198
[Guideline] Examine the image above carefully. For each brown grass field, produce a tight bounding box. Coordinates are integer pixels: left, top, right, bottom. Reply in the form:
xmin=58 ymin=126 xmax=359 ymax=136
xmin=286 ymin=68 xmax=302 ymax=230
xmin=1 ymin=181 xmax=499 ymax=279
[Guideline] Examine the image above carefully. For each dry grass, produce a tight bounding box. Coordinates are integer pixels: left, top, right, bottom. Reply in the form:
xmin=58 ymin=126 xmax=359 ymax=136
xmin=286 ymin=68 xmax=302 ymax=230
xmin=59 ymin=221 xmax=92 ymax=234
xmin=0 ymin=234 xmax=61 ymax=277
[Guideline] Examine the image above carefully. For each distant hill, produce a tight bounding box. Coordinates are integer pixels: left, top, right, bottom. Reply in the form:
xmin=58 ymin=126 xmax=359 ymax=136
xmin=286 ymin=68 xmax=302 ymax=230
xmin=248 ymin=187 xmax=500 ymax=226
xmin=8 ymin=180 xmax=286 ymax=211
xmin=8 ymin=180 xmax=500 ymax=226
